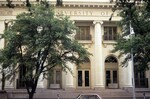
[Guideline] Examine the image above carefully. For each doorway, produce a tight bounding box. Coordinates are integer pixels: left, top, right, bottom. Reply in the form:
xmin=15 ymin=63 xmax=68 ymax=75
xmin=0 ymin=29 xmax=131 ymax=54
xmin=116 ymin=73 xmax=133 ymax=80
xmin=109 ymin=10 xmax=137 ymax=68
xmin=17 ymin=64 xmax=26 ymax=88
xmin=78 ymin=70 xmax=90 ymax=88
xmin=105 ymin=56 xmax=118 ymax=88
xmin=106 ymin=70 xmax=118 ymax=87
xmin=49 ymin=68 xmax=62 ymax=89
xmin=77 ymin=57 xmax=91 ymax=88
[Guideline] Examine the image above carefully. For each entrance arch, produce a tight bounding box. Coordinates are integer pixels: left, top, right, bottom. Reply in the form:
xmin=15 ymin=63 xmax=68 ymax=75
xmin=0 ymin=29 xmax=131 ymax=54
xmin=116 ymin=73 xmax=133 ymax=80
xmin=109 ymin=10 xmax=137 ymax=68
xmin=77 ymin=57 xmax=91 ymax=88
xmin=105 ymin=55 xmax=118 ymax=88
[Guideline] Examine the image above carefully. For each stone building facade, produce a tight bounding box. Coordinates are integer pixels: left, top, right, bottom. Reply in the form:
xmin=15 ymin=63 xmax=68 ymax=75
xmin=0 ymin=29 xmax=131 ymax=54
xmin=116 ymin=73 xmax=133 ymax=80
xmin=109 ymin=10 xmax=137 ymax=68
xmin=0 ymin=0 xmax=149 ymax=90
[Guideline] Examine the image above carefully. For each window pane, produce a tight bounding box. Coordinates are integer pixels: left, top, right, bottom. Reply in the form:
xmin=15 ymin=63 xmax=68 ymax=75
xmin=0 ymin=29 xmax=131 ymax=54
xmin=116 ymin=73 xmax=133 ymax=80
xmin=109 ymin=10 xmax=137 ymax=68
xmin=49 ymin=71 xmax=54 ymax=84
xmin=85 ymin=71 xmax=89 ymax=86
xmin=56 ymin=71 xmax=61 ymax=84
xmin=75 ymin=26 xmax=91 ymax=40
xmin=78 ymin=71 xmax=82 ymax=86
xmin=104 ymin=26 xmax=117 ymax=40
xmin=113 ymin=71 xmax=117 ymax=83
xmin=106 ymin=71 xmax=111 ymax=86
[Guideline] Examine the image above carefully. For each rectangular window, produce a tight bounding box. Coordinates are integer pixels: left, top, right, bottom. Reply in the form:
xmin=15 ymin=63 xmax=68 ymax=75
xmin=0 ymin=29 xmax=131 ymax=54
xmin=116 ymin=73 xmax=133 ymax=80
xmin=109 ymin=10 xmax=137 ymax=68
xmin=75 ymin=26 xmax=91 ymax=40
xmin=84 ymin=71 xmax=89 ymax=87
xmin=113 ymin=71 xmax=117 ymax=83
xmin=78 ymin=71 xmax=82 ymax=86
xmin=104 ymin=26 xmax=117 ymax=40
xmin=56 ymin=71 xmax=61 ymax=84
xmin=106 ymin=71 xmax=111 ymax=86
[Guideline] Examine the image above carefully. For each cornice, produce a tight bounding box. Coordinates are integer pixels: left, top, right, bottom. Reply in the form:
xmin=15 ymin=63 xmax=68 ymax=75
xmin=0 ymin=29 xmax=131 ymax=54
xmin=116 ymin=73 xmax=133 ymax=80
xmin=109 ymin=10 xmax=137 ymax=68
xmin=54 ymin=1 xmax=115 ymax=8
xmin=0 ymin=1 xmax=115 ymax=8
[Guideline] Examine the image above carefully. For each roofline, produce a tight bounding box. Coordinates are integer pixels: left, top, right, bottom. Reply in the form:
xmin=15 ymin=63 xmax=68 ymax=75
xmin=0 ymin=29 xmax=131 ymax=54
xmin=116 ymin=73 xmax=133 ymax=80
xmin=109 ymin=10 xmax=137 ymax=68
xmin=0 ymin=1 xmax=116 ymax=8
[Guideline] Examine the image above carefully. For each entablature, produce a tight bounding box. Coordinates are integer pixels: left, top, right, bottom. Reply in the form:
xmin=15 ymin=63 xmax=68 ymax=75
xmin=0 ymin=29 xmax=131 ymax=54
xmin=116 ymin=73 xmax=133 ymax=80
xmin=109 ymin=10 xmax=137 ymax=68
xmin=0 ymin=0 xmax=115 ymax=8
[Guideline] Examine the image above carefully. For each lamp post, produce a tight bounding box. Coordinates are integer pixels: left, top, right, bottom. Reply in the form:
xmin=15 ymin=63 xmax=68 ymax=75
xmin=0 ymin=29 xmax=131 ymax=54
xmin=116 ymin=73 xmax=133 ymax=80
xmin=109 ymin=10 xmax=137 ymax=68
xmin=126 ymin=2 xmax=136 ymax=99
xmin=130 ymin=20 xmax=136 ymax=99
xmin=113 ymin=1 xmax=136 ymax=99
xmin=112 ymin=0 xmax=144 ymax=99
xmin=123 ymin=2 xmax=136 ymax=99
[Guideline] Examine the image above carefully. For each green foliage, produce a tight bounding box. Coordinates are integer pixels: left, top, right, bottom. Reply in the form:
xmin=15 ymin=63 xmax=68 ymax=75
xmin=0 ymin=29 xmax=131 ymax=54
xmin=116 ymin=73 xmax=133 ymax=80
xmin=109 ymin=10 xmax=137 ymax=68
xmin=113 ymin=0 xmax=150 ymax=72
xmin=2 ymin=2 xmax=89 ymax=98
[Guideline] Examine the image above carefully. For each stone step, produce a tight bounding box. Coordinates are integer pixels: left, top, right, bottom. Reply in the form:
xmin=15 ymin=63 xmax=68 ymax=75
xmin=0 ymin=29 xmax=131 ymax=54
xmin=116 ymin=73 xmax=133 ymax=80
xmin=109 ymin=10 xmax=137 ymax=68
xmin=7 ymin=88 xmax=150 ymax=99
xmin=9 ymin=97 xmax=150 ymax=99
xmin=102 ymin=97 xmax=149 ymax=99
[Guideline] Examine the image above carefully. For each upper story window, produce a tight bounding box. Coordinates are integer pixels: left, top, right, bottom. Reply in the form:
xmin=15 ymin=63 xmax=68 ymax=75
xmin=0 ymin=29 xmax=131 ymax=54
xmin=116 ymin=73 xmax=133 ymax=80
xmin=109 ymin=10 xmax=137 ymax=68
xmin=104 ymin=26 xmax=117 ymax=41
xmin=75 ymin=26 xmax=91 ymax=40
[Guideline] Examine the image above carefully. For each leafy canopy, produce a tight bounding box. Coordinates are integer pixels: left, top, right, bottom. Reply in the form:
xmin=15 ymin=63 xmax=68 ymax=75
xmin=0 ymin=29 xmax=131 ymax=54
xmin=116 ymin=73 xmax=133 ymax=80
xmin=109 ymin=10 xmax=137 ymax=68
xmin=113 ymin=0 xmax=150 ymax=72
xmin=2 ymin=2 xmax=90 ymax=96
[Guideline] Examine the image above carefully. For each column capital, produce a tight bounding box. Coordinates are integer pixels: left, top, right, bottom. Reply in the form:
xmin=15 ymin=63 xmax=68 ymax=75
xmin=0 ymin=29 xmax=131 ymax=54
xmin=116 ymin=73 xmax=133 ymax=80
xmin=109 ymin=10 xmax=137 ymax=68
xmin=93 ymin=20 xmax=103 ymax=25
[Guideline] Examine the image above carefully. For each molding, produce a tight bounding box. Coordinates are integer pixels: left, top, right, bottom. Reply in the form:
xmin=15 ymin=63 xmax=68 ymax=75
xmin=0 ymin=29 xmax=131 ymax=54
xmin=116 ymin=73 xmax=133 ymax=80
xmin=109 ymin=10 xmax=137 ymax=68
xmin=102 ymin=40 xmax=116 ymax=47
xmin=57 ymin=1 xmax=115 ymax=8
xmin=0 ymin=1 xmax=115 ymax=8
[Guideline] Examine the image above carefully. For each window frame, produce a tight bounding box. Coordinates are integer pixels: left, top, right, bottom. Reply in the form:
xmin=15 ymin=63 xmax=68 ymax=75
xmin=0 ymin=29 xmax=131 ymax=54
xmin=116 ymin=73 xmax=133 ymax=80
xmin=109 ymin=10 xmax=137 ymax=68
xmin=75 ymin=26 xmax=91 ymax=41
xmin=103 ymin=26 xmax=117 ymax=41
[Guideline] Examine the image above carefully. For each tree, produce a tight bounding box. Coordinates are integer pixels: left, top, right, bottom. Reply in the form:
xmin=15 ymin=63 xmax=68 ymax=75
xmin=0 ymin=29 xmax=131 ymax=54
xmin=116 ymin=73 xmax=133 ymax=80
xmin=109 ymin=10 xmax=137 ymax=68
xmin=0 ymin=0 xmax=63 ymax=92
xmin=0 ymin=20 xmax=16 ymax=91
xmin=112 ymin=0 xmax=150 ymax=72
xmin=2 ymin=1 xmax=89 ymax=99
xmin=0 ymin=47 xmax=16 ymax=90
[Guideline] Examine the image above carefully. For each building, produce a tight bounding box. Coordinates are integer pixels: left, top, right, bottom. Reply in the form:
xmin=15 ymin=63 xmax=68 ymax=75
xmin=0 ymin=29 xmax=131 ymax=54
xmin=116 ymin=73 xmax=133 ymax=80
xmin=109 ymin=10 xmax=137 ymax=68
xmin=0 ymin=0 xmax=149 ymax=90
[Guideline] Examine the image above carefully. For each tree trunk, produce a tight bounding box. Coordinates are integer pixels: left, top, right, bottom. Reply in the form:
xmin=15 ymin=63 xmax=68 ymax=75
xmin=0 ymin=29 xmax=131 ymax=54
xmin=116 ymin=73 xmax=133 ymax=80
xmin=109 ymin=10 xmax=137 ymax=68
xmin=1 ymin=72 xmax=5 ymax=90
xmin=29 ymin=92 xmax=34 ymax=99
xmin=26 ymin=77 xmax=39 ymax=99
xmin=26 ymin=83 xmax=36 ymax=99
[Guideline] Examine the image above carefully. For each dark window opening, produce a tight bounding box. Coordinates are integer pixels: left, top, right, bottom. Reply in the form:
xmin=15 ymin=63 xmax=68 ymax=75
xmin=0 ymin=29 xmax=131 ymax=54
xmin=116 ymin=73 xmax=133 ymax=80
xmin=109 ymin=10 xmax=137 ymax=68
xmin=105 ymin=56 xmax=117 ymax=63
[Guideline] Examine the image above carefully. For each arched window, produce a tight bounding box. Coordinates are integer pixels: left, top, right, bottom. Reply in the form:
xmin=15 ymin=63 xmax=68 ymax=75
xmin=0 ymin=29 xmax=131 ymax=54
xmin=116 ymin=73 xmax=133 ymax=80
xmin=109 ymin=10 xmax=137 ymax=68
xmin=105 ymin=56 xmax=118 ymax=88
xmin=105 ymin=56 xmax=117 ymax=63
xmin=78 ymin=57 xmax=90 ymax=69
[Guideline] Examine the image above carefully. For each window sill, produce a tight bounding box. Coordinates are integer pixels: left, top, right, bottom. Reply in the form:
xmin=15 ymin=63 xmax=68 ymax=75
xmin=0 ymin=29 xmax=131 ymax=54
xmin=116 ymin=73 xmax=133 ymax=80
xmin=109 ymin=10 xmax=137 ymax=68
xmin=77 ymin=40 xmax=92 ymax=44
xmin=102 ymin=40 xmax=117 ymax=44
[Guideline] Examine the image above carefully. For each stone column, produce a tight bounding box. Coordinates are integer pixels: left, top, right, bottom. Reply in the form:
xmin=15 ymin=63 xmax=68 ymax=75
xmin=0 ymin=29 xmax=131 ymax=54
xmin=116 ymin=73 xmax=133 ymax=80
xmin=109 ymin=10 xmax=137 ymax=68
xmin=126 ymin=60 xmax=133 ymax=87
xmin=93 ymin=21 xmax=105 ymax=89
xmin=37 ymin=74 xmax=44 ymax=88
xmin=0 ymin=20 xmax=5 ymax=90
xmin=0 ymin=20 xmax=14 ymax=89
xmin=0 ymin=20 xmax=5 ymax=49
xmin=119 ymin=55 xmax=132 ymax=88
